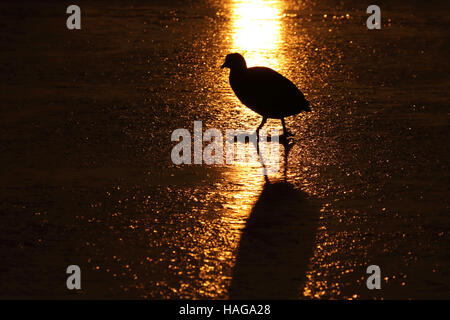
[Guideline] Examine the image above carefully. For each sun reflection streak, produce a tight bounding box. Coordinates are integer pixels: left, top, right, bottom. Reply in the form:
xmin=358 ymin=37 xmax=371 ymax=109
xmin=230 ymin=0 xmax=283 ymax=69
xmin=227 ymin=0 xmax=287 ymax=166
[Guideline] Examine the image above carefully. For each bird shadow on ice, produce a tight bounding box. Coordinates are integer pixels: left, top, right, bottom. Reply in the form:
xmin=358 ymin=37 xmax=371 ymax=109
xmin=229 ymin=139 xmax=319 ymax=299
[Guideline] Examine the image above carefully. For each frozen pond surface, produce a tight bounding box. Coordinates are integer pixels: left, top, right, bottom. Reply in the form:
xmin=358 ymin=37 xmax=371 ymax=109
xmin=0 ymin=0 xmax=449 ymax=298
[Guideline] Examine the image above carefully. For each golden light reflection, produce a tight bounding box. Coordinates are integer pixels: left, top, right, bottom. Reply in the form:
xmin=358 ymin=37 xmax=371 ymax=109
xmin=227 ymin=0 xmax=287 ymax=166
xmin=230 ymin=0 xmax=283 ymax=69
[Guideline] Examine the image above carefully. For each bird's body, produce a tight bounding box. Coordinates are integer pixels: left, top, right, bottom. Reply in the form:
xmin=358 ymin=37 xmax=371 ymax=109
xmin=221 ymin=53 xmax=310 ymax=137
xmin=230 ymin=66 xmax=308 ymax=119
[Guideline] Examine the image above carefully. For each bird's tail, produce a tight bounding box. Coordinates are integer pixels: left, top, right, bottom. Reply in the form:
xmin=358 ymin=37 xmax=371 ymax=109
xmin=301 ymin=100 xmax=311 ymax=112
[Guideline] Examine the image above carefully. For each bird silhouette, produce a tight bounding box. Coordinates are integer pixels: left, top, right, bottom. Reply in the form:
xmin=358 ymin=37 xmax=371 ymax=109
xmin=221 ymin=53 xmax=311 ymax=137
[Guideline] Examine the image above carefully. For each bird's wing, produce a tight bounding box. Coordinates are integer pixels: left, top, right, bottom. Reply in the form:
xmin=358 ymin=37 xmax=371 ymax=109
xmin=244 ymin=67 xmax=304 ymax=107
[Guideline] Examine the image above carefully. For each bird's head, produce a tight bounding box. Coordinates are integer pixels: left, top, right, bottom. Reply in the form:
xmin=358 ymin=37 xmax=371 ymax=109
xmin=221 ymin=53 xmax=247 ymax=71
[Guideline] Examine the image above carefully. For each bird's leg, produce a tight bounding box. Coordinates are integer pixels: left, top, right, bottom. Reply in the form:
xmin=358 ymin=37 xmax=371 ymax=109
xmin=281 ymin=118 xmax=293 ymax=137
xmin=256 ymin=117 xmax=267 ymax=140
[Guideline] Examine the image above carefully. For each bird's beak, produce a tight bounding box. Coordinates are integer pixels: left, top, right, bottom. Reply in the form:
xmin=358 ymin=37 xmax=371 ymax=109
xmin=220 ymin=62 xmax=227 ymax=69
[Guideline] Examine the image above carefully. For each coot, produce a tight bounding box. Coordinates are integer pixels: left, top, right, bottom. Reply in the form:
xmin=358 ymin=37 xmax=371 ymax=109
xmin=221 ymin=53 xmax=311 ymax=137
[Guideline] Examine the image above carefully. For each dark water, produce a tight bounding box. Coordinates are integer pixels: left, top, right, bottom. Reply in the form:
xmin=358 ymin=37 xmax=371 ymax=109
xmin=0 ymin=0 xmax=449 ymax=299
